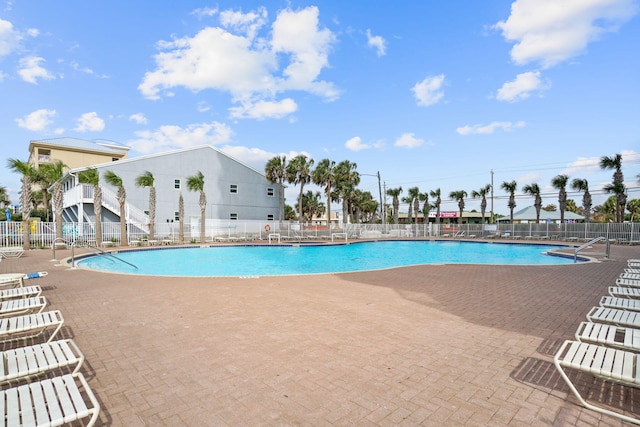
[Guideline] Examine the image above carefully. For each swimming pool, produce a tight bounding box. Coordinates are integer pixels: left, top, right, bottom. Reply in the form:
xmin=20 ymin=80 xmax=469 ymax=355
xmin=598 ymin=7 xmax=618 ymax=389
xmin=76 ymin=240 xmax=578 ymax=277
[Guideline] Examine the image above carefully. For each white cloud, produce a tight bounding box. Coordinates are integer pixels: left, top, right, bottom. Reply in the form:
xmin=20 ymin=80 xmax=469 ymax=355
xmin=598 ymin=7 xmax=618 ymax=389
xmin=220 ymin=7 xmax=267 ymax=40
xmin=494 ymin=0 xmax=639 ymax=68
xmin=74 ymin=112 xmax=105 ymax=132
xmin=394 ymin=133 xmax=424 ymax=148
xmin=17 ymin=56 xmax=55 ymax=84
xmin=228 ymin=98 xmax=297 ymax=120
xmin=219 ymin=145 xmax=274 ymax=168
xmin=128 ymin=121 xmax=233 ymax=154
xmin=496 ymin=71 xmax=549 ymax=102
xmin=129 ymin=113 xmax=148 ymax=125
xmin=139 ymin=6 xmax=339 ymax=120
xmin=412 ymin=74 xmax=445 ymax=106
xmin=0 ymin=18 xmax=20 ymax=57
xmin=456 ymin=121 xmax=526 ymax=135
xmin=345 ymin=136 xmax=370 ymax=152
xmin=191 ymin=7 xmax=218 ymax=18
xmin=196 ymin=101 xmax=211 ymax=112
xmin=366 ymin=29 xmax=386 ymax=57
xmin=69 ymin=61 xmax=108 ymax=78
xmin=518 ymin=172 xmax=542 ymax=186
xmin=15 ymin=108 xmax=56 ymax=131
xmin=560 ymin=156 xmax=601 ymax=177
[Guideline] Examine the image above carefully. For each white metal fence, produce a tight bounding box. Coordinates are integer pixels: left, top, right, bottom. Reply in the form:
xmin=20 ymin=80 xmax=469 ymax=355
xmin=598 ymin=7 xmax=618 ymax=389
xmin=1 ymin=220 xmax=639 ymax=248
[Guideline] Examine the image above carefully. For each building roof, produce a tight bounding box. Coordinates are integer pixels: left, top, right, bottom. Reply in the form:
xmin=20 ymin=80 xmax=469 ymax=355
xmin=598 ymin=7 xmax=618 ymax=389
xmin=65 ymin=144 xmax=265 ymax=177
xmin=499 ymin=206 xmax=584 ymax=222
xmin=29 ymin=137 xmax=129 ymax=155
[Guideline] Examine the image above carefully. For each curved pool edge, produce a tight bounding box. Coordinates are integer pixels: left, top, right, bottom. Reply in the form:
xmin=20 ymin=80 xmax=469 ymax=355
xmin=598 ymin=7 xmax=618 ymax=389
xmin=63 ymin=239 xmax=593 ymax=278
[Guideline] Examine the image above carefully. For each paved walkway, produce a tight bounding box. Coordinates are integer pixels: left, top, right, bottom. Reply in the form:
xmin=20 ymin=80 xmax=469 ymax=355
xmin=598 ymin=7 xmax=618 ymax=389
xmin=1 ymin=242 xmax=639 ymax=426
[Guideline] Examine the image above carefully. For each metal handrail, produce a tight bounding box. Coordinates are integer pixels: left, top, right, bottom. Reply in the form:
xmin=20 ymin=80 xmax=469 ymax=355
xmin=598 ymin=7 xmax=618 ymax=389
xmin=70 ymin=241 xmax=138 ymax=270
xmin=574 ymin=236 xmax=609 ymax=263
xmin=51 ymin=237 xmax=70 ymax=261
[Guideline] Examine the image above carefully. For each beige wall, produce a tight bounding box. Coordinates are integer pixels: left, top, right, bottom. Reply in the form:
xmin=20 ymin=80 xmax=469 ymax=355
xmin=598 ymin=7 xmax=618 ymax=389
xmin=29 ymin=144 xmax=126 ymax=170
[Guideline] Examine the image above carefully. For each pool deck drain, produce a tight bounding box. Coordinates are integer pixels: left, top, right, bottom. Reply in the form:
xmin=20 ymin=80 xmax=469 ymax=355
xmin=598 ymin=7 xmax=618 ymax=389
xmin=1 ymin=242 xmax=638 ymax=426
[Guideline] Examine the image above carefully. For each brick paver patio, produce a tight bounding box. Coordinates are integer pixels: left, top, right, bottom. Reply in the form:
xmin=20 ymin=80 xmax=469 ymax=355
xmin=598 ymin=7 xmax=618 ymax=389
xmin=1 ymin=241 xmax=639 ymax=426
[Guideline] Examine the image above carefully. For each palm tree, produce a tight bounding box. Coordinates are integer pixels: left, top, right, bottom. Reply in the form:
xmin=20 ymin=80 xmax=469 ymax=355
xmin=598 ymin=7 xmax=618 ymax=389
xmin=334 ymin=160 xmax=359 ymax=225
xmin=104 ymin=170 xmax=128 ymax=246
xmin=571 ymin=178 xmax=592 ymax=222
xmin=420 ymin=192 xmax=430 ymax=224
xmin=78 ymin=168 xmax=102 ymax=247
xmin=449 ymin=190 xmax=468 ymax=224
xmin=471 ymin=184 xmax=491 ymax=225
xmin=299 ymin=190 xmax=325 ymax=223
xmin=627 ymin=199 xmax=640 ymax=222
xmin=311 ymin=158 xmax=336 ymax=231
xmin=40 ymin=161 xmax=67 ymax=240
xmin=600 ymin=153 xmax=626 ymax=222
xmin=405 ymin=187 xmax=420 ymax=226
xmin=430 ymin=188 xmax=442 ymax=226
xmin=402 ymin=194 xmax=414 ymax=225
xmin=31 ymin=167 xmax=51 ymax=221
xmin=178 ymin=192 xmax=185 ymax=244
xmin=265 ymin=155 xmax=287 ymax=226
xmin=135 ymin=171 xmax=156 ymax=240
xmin=0 ymin=185 xmax=9 ymax=209
xmin=286 ymin=155 xmax=314 ymax=224
xmin=522 ymin=183 xmax=542 ymax=223
xmin=603 ymin=181 xmax=627 ymax=222
xmin=7 ymin=159 xmax=37 ymax=250
xmin=186 ymin=171 xmax=206 ymax=243
xmin=501 ymin=181 xmax=517 ymax=224
xmin=386 ymin=187 xmax=403 ymax=224
xmin=551 ymin=174 xmax=569 ymax=224
xmin=354 ymin=190 xmax=378 ymax=223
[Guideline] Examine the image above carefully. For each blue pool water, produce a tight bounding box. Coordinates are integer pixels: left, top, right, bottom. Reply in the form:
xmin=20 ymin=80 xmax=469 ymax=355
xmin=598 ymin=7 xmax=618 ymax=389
xmin=77 ymin=240 xmax=577 ymax=277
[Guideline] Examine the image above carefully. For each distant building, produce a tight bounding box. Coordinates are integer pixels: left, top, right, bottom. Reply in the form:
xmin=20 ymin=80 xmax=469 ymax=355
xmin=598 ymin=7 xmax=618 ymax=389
xmin=497 ymin=206 xmax=584 ymax=223
xmin=28 ymin=137 xmax=129 ymax=169
xmin=58 ymin=145 xmax=281 ymax=228
xmin=397 ymin=211 xmax=490 ymax=224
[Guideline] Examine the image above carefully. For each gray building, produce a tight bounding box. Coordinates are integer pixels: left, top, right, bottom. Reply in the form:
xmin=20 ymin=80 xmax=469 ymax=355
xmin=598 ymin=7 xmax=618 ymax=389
xmin=59 ymin=145 xmax=282 ymax=229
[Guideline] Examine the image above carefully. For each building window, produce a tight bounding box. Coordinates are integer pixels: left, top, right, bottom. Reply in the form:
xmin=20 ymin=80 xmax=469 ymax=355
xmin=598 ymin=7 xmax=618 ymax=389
xmin=38 ymin=149 xmax=51 ymax=163
xmin=144 ymin=210 xmax=149 ymax=215
xmin=229 ymin=213 xmax=238 ymax=220
xmin=174 ymin=211 xmax=179 ymax=221
xmin=267 ymin=214 xmax=274 ymax=221
xmin=230 ymin=184 xmax=238 ymax=194
xmin=267 ymin=187 xmax=274 ymax=197
xmin=174 ymin=179 xmax=181 ymax=189
xmin=112 ymin=158 xmax=119 ymax=161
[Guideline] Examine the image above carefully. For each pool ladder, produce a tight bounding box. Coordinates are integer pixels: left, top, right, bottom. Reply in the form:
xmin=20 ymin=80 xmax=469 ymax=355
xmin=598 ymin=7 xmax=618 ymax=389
xmin=573 ymin=237 xmax=612 ymax=263
xmin=70 ymin=241 xmax=138 ymax=270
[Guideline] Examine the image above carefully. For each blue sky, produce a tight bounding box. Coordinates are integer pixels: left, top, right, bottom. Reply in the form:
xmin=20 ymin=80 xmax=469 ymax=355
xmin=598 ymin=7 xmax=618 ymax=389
xmin=1 ymin=0 xmax=639 ymax=215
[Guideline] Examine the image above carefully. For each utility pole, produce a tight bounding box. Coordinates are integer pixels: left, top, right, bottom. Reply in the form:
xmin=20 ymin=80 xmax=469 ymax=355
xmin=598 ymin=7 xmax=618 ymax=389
xmin=377 ymin=171 xmax=385 ymax=227
xmin=490 ymin=169 xmax=494 ymax=224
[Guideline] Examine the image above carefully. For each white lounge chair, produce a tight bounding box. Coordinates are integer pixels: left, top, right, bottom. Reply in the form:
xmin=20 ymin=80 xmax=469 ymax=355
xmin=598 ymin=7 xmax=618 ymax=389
xmin=0 ymin=339 xmax=84 ymax=385
xmin=575 ymin=321 xmax=640 ymax=352
xmin=0 ymin=373 xmax=100 ymax=426
xmin=0 ymin=272 xmax=48 ymax=289
xmin=554 ymin=340 xmax=640 ymax=424
xmin=587 ymin=306 xmax=640 ymax=328
xmin=0 ymin=286 xmax=42 ymax=301
xmin=610 ymin=286 xmax=640 ymax=299
xmin=616 ymin=278 xmax=640 ymax=288
xmin=629 ymin=259 xmax=640 ymax=267
xmin=0 ymin=311 xmax=64 ymax=344
xmin=621 ymin=273 xmax=640 ymax=281
xmin=0 ymin=296 xmax=47 ymax=318
xmin=0 ymin=246 xmax=25 ymax=258
xmin=600 ymin=296 xmax=640 ymax=312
